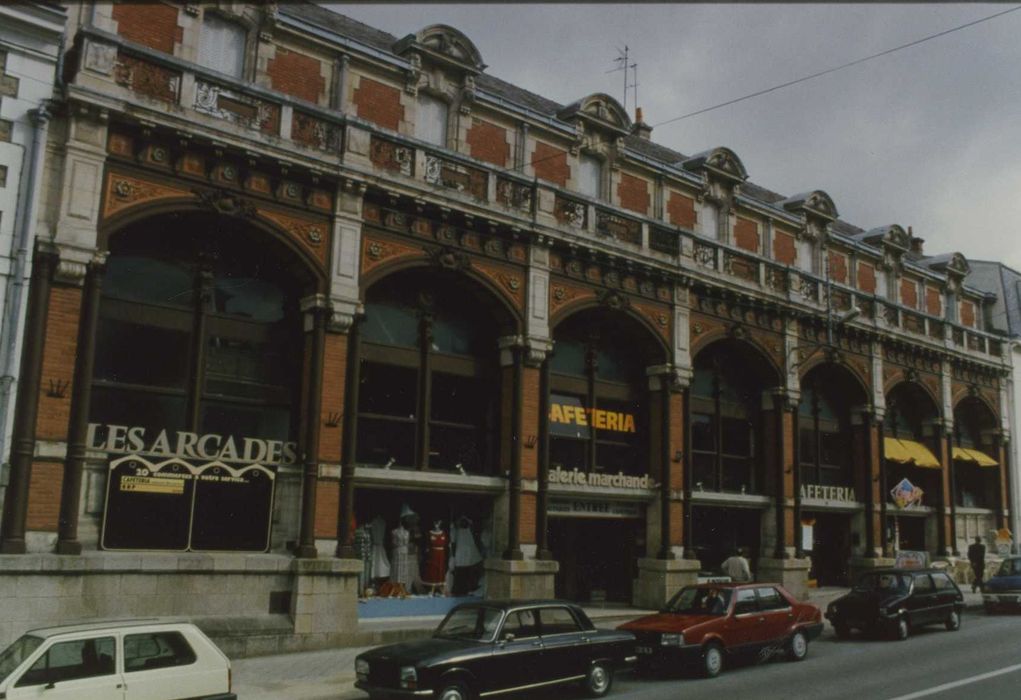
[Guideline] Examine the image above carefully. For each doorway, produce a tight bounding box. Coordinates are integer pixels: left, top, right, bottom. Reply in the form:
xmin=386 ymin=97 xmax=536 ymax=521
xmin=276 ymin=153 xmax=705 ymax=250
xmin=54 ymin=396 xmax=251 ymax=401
xmin=806 ymin=513 xmax=851 ymax=586
xmin=549 ymin=518 xmax=642 ymax=604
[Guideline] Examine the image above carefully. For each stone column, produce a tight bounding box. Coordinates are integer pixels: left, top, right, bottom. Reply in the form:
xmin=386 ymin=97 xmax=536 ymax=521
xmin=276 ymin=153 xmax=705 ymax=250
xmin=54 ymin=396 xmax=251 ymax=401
xmin=995 ymin=433 xmax=1009 ymax=530
xmin=55 ymin=253 xmax=106 ymax=554
xmin=500 ymin=337 xmax=524 ymax=561
xmin=878 ymin=419 xmax=892 ymax=557
xmin=946 ymin=429 xmax=959 ymax=555
xmin=296 ymin=296 xmax=331 ymax=559
xmin=0 ymin=247 xmax=55 ymax=553
xmin=335 ymin=316 xmax=362 ymax=559
xmin=933 ymin=422 xmax=950 ymax=557
xmin=535 ymin=355 xmax=553 ymax=560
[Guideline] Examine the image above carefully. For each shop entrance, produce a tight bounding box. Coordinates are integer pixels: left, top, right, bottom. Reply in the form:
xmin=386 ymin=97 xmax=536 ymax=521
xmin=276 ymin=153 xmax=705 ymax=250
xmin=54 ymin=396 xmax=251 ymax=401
xmin=887 ymin=515 xmax=927 ymax=552
xmin=690 ymin=505 xmax=761 ymax=575
xmin=805 ymin=512 xmax=851 ymax=586
xmin=549 ymin=517 xmax=642 ymax=604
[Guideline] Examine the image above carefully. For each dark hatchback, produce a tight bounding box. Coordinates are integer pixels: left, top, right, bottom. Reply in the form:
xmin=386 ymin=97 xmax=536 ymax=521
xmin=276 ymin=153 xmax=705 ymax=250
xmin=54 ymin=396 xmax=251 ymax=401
xmin=983 ymin=556 xmax=1021 ymax=612
xmin=354 ymin=600 xmax=636 ymax=700
xmin=825 ymin=568 xmax=964 ymax=640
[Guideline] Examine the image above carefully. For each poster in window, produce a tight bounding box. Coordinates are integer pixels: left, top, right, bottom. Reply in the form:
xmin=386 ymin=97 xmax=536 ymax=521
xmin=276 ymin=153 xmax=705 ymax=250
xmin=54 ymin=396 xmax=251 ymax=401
xmin=190 ymin=464 xmax=275 ymax=551
xmin=102 ymin=457 xmax=194 ymax=551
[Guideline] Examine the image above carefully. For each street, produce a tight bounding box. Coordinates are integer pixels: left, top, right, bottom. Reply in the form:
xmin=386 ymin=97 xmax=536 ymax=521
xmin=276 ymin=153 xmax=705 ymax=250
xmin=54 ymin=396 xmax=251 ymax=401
xmin=234 ymin=612 xmax=1021 ymax=699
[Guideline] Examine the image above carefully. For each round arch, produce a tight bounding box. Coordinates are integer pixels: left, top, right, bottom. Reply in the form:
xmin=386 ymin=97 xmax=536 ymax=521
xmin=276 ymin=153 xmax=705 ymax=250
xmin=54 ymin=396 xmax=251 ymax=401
xmin=691 ymin=329 xmax=783 ymax=384
xmin=691 ymin=336 xmax=783 ymax=389
xmin=798 ymin=354 xmax=870 ymax=400
xmin=885 ymin=380 xmax=941 ymax=427
xmin=550 ymin=301 xmax=670 ymax=364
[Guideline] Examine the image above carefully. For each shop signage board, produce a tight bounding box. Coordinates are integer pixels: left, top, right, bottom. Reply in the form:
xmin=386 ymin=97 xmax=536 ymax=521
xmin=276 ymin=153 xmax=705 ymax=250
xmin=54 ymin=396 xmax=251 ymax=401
xmin=548 ymin=465 xmax=652 ymax=489
xmin=800 ymin=485 xmax=856 ymax=502
xmin=549 ymin=394 xmax=638 ymax=438
xmin=87 ymin=422 xmax=298 ymax=466
xmin=101 ymin=455 xmax=276 ymax=553
xmin=890 ymin=478 xmax=924 ymax=509
xmin=894 ymin=550 xmax=928 ymax=569
xmin=548 ymin=499 xmax=643 ymax=519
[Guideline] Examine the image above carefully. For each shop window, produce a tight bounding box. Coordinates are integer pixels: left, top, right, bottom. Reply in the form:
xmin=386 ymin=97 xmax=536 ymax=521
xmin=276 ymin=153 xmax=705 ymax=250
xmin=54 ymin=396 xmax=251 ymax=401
xmin=198 ymin=13 xmax=246 ymax=79
xmin=356 ymin=273 xmax=500 ymax=473
xmin=415 ymin=93 xmax=448 ymax=147
xmin=799 ymin=383 xmax=852 ymax=488
xmin=577 ymin=154 xmax=602 ymax=199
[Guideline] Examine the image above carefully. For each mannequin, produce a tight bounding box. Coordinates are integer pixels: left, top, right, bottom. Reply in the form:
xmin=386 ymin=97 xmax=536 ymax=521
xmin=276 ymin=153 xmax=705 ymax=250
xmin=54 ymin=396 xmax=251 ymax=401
xmin=391 ymin=521 xmax=412 ymax=591
xmin=369 ymin=515 xmax=391 ymax=583
xmin=352 ymin=519 xmax=372 ymax=596
xmin=423 ymin=520 xmax=448 ymax=593
xmin=450 ymin=515 xmax=483 ymax=595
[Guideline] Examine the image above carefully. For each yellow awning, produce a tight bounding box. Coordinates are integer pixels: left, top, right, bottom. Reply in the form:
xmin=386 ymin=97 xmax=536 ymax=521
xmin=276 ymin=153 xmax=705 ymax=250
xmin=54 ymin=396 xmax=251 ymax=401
xmin=884 ymin=437 xmax=941 ymax=468
xmin=952 ymin=446 xmax=998 ymax=467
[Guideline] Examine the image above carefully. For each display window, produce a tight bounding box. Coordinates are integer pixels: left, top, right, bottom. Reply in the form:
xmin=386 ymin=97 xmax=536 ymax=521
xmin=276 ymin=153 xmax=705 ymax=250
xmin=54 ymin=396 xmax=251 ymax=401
xmin=798 ymin=379 xmax=853 ymax=488
xmin=356 ymin=271 xmax=502 ymax=473
xmin=884 ymin=384 xmax=941 ymax=507
xmin=953 ymin=398 xmax=999 ymax=509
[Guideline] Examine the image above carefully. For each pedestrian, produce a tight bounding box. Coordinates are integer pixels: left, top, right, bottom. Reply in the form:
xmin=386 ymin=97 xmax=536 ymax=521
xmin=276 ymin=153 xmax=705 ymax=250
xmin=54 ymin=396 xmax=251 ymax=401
xmin=968 ymin=536 xmax=986 ymax=593
xmin=721 ymin=547 xmax=752 ymax=582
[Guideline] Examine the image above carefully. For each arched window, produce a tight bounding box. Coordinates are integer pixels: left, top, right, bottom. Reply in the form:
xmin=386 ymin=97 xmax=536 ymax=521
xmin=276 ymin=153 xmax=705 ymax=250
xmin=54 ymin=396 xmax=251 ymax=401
xmin=799 ymin=380 xmax=852 ymax=487
xmin=90 ymin=214 xmax=306 ymax=448
xmin=549 ymin=312 xmax=651 ymax=477
xmin=953 ymin=400 xmax=997 ymax=509
xmin=356 ymin=271 xmax=501 ymax=473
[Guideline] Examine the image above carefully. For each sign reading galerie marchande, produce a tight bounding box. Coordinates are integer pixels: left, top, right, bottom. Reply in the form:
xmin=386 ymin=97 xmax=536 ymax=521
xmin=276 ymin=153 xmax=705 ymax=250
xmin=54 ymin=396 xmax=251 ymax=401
xmin=548 ymin=465 xmax=653 ymax=489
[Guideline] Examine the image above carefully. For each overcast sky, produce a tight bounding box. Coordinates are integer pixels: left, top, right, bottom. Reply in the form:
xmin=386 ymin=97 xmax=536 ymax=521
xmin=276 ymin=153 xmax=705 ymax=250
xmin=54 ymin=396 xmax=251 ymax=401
xmin=327 ymin=3 xmax=1021 ymax=272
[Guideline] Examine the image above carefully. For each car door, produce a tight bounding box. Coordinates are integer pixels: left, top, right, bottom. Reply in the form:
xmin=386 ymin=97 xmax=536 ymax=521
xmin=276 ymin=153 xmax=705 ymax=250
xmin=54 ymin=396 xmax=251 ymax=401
xmin=930 ymin=572 xmax=960 ymax=618
xmin=728 ymin=588 xmax=763 ymax=652
xmin=907 ymin=573 xmax=937 ymax=626
xmin=754 ymin=587 xmax=793 ymax=651
xmin=537 ymin=606 xmax=587 ymax=683
xmin=6 ymin=636 xmax=124 ymax=700
xmin=123 ymin=629 xmax=214 ymax=700
xmin=488 ymin=609 xmax=544 ymax=693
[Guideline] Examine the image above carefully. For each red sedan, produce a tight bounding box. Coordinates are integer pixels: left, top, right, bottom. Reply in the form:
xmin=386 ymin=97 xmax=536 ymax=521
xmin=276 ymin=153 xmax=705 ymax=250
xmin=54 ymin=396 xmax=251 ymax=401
xmin=618 ymin=583 xmax=823 ymax=678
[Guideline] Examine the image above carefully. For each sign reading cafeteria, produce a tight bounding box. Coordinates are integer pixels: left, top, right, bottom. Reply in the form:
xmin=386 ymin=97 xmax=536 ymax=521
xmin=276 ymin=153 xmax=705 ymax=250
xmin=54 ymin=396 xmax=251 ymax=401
xmin=800 ymin=484 xmax=856 ymax=502
xmin=549 ymin=395 xmax=637 ymax=434
xmin=87 ymin=422 xmax=298 ymax=466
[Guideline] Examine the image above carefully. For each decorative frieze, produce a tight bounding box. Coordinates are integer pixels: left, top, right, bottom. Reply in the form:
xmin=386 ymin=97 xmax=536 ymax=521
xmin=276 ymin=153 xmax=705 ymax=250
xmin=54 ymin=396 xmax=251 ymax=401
xmin=496 ymin=177 xmax=533 ymax=213
xmin=291 ymin=111 xmax=340 ymax=151
xmin=554 ymin=195 xmax=586 ymax=229
xmin=723 ymin=251 xmax=757 ymax=283
xmin=649 ymin=227 xmax=680 ymax=256
xmin=369 ymin=136 xmax=413 ymax=175
xmin=424 ymin=154 xmax=488 ymax=201
xmin=114 ymin=53 xmax=180 ymax=103
xmin=194 ymin=80 xmax=281 ymax=135
xmin=595 ymin=209 xmax=642 ymax=245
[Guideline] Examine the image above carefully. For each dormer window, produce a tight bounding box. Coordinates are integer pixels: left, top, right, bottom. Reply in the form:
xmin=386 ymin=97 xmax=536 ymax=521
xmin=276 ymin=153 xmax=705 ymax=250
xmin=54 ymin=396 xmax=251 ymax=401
xmin=798 ymin=238 xmax=815 ymax=273
xmin=198 ymin=13 xmax=246 ymax=79
xmin=577 ymin=154 xmax=602 ymax=199
xmin=700 ymin=201 xmax=719 ymax=240
xmin=415 ymin=94 xmax=448 ymax=147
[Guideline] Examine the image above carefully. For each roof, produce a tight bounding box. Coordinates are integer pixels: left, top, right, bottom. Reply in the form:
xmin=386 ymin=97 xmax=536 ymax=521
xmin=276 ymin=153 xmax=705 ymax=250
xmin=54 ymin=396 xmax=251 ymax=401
xmin=25 ymin=617 xmax=193 ymax=639
xmin=455 ymin=598 xmax=577 ymax=609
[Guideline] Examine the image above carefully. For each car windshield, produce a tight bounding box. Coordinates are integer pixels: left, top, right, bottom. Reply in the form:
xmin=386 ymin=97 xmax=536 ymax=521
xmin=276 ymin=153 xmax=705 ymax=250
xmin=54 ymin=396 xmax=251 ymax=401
xmin=997 ymin=559 xmax=1021 ymax=577
xmin=854 ymin=572 xmax=909 ymax=593
xmin=0 ymin=635 xmax=43 ymax=685
xmin=663 ymin=587 xmax=732 ymax=615
xmin=434 ymin=606 xmax=503 ymax=642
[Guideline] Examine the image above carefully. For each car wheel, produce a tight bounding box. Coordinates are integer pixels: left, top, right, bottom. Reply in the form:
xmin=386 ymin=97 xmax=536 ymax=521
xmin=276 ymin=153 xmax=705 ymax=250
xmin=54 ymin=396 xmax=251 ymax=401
xmin=437 ymin=681 xmax=472 ymax=700
xmin=787 ymin=630 xmax=808 ymax=661
xmin=945 ymin=610 xmax=961 ymax=631
xmin=702 ymin=642 xmax=724 ymax=678
xmin=582 ymin=661 xmax=613 ymax=698
xmin=833 ymin=622 xmax=851 ymax=640
xmin=893 ymin=617 xmax=910 ymax=641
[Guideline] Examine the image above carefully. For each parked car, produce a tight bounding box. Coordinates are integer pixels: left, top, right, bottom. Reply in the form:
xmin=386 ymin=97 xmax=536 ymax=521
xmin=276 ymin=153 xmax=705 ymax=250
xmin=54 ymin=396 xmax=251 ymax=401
xmin=0 ymin=619 xmax=235 ymax=699
xmin=355 ymin=600 xmax=636 ymax=699
xmin=618 ymin=583 xmax=823 ymax=678
xmin=825 ymin=568 xmax=963 ymax=640
xmin=983 ymin=556 xmax=1021 ymax=612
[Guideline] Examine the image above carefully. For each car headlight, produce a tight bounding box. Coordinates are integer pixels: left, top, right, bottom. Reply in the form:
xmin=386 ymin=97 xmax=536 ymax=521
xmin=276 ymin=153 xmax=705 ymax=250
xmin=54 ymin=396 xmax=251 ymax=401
xmin=660 ymin=633 xmax=683 ymax=646
xmin=355 ymin=658 xmax=369 ymax=680
xmin=400 ymin=666 xmax=418 ymax=690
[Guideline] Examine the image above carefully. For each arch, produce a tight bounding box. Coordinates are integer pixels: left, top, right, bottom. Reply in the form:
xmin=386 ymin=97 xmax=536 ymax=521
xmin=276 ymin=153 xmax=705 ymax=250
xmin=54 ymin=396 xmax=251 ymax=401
xmin=952 ymin=389 xmax=998 ymax=417
xmin=800 ymin=361 xmax=869 ymax=408
xmin=856 ymin=224 xmax=910 ymax=251
xmin=690 ymin=329 xmax=783 ymax=385
xmin=551 ymin=298 xmax=670 ymax=361
xmin=780 ymin=190 xmax=839 ymax=221
xmin=361 ymin=257 xmax=523 ymax=335
xmin=798 ymin=354 xmax=869 ymax=399
xmin=885 ymin=378 xmax=940 ymax=414
xmin=557 ymin=93 xmax=632 ymax=134
xmin=394 ymin=24 xmax=486 ymax=71
xmin=681 ymin=147 xmax=748 ymax=183
xmin=692 ymin=336 xmax=783 ymax=389
xmin=954 ymin=394 xmax=998 ymax=431
xmin=99 ymin=197 xmax=328 ymax=292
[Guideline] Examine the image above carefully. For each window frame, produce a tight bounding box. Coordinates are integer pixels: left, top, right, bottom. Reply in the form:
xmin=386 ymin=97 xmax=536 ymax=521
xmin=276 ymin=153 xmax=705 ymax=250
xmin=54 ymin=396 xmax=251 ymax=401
xmin=415 ymin=92 xmax=450 ymax=148
xmin=197 ymin=11 xmax=248 ymax=79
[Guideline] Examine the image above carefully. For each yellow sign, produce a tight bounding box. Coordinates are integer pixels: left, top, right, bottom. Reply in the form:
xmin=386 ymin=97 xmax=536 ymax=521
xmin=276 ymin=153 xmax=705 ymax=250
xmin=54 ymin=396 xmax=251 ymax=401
xmin=120 ymin=476 xmax=185 ymax=495
xmin=549 ymin=403 xmax=636 ymax=433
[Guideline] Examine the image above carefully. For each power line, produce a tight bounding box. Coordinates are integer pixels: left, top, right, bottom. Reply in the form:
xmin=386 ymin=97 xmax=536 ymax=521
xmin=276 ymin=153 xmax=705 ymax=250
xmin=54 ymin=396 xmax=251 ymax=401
xmin=652 ymin=5 xmax=1021 ymax=128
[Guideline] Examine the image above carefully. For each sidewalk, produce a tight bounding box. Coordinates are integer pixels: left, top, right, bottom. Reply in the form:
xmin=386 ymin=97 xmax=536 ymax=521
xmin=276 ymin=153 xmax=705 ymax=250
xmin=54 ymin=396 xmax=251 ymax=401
xmin=232 ymin=592 xmax=988 ymax=699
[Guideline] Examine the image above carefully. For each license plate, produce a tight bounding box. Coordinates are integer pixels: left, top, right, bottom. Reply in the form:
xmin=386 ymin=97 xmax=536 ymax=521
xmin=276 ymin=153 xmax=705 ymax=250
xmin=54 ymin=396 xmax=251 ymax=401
xmin=636 ymin=646 xmax=653 ymax=655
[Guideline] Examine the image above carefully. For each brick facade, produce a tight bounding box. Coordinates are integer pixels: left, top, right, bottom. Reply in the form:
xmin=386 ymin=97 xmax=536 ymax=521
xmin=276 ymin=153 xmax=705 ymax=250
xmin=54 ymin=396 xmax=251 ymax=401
xmin=26 ymin=461 xmax=63 ymax=531
xmin=857 ymin=262 xmax=876 ymax=293
xmin=733 ymin=217 xmax=759 ymax=253
xmin=36 ymin=287 xmax=82 ymax=441
xmin=353 ymin=77 xmax=404 ymax=131
xmin=666 ymin=191 xmax=696 ymax=230
xmin=465 ymin=118 xmax=510 ymax=167
xmin=828 ymin=251 xmax=848 ymax=284
xmin=960 ymin=299 xmax=976 ymax=327
xmin=531 ymin=141 xmax=569 ymax=187
xmin=267 ymin=48 xmax=326 ymax=104
xmin=900 ymin=278 xmax=919 ymax=309
xmin=111 ymin=2 xmax=182 ymax=55
xmin=925 ymin=285 xmax=942 ymax=316
xmin=617 ymin=173 xmax=650 ymax=215
xmin=773 ymin=231 xmax=796 ymax=265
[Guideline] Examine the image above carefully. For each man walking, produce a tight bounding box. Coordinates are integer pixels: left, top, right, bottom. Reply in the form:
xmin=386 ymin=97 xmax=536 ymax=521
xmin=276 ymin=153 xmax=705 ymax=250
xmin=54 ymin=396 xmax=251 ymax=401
xmin=968 ymin=536 xmax=986 ymax=593
xmin=722 ymin=547 xmax=752 ymax=582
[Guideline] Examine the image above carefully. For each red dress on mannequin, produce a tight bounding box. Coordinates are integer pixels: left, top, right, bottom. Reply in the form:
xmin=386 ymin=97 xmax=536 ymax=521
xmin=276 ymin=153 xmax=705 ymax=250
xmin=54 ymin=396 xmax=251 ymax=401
xmin=423 ymin=528 xmax=448 ymax=585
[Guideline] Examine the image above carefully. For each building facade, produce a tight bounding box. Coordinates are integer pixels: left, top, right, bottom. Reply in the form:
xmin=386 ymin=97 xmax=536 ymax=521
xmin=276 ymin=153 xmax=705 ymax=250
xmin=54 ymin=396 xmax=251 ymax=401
xmin=0 ymin=2 xmax=1012 ymax=652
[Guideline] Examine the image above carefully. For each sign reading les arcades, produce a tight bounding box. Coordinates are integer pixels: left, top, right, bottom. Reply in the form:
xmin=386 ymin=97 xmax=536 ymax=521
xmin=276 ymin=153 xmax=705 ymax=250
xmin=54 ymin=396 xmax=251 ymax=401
xmin=87 ymin=423 xmax=298 ymax=466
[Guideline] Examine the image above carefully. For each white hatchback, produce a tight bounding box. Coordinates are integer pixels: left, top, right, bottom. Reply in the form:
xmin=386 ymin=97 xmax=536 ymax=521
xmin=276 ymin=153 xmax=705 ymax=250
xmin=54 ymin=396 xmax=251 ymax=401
xmin=0 ymin=619 xmax=235 ymax=700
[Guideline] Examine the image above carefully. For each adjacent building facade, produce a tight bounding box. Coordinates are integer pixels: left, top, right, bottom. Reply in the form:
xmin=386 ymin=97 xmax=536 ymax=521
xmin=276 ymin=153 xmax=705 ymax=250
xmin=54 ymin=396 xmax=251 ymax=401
xmin=0 ymin=2 xmax=1012 ymax=652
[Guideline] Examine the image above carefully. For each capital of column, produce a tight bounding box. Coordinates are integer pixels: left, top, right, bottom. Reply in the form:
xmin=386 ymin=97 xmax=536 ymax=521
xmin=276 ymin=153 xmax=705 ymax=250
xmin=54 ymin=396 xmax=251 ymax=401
xmin=646 ymin=364 xmax=689 ymax=393
xmin=40 ymin=242 xmax=102 ymax=287
xmin=524 ymin=336 xmax=554 ymax=367
xmin=498 ymin=334 xmax=525 ymax=367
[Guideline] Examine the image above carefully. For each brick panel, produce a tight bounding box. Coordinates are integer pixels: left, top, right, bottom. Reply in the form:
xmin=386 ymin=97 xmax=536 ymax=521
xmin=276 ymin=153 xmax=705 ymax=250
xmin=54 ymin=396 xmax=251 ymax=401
xmin=900 ymin=278 xmax=918 ymax=309
xmin=112 ymin=2 xmax=182 ymax=54
xmin=531 ymin=142 xmax=569 ymax=187
xmin=318 ymin=332 xmax=347 ymax=462
xmin=314 ymin=479 xmax=339 ymax=538
xmin=267 ymin=48 xmax=325 ymax=104
xmin=617 ymin=173 xmax=650 ymax=215
xmin=960 ymin=300 xmax=976 ymax=327
xmin=925 ymin=286 xmax=942 ymax=316
xmin=734 ymin=217 xmax=760 ymax=253
xmin=26 ymin=461 xmax=62 ymax=531
xmin=828 ymin=251 xmax=848 ymax=284
xmin=670 ymin=501 xmax=683 ymax=547
xmin=669 ymin=392 xmax=684 ymax=490
xmin=519 ymin=492 xmax=536 ymax=545
xmin=666 ymin=191 xmax=696 ymax=229
xmin=37 ymin=287 xmax=82 ymax=441
xmin=520 ymin=367 xmax=539 ymax=480
xmin=466 ymin=118 xmax=510 ymax=167
xmin=857 ymin=262 xmax=876 ymax=293
xmin=773 ymin=231 xmax=796 ymax=265
xmin=353 ymin=77 xmax=404 ymax=131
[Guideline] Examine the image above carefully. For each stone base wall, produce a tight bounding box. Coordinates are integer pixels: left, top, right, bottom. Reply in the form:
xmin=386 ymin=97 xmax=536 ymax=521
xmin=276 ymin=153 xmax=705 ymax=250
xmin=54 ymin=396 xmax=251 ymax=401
xmin=483 ymin=558 xmax=558 ymax=599
xmin=757 ymin=557 xmax=811 ymax=601
xmin=0 ymin=552 xmax=360 ymax=656
xmin=633 ymin=557 xmax=700 ymax=609
xmin=848 ymin=556 xmax=897 ymax=584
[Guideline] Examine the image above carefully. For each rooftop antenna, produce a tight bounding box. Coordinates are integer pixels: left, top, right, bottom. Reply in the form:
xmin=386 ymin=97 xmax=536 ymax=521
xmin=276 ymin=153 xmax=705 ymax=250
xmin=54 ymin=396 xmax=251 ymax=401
xmin=606 ymin=45 xmax=638 ymax=113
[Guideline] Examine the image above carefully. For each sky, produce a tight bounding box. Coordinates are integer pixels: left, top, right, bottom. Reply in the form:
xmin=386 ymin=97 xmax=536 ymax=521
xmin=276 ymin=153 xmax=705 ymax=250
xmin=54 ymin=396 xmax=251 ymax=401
xmin=326 ymin=3 xmax=1021 ymax=272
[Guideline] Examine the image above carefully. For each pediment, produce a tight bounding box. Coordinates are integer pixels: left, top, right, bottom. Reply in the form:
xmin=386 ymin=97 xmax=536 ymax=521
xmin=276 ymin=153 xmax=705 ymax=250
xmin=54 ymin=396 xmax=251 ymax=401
xmin=681 ymin=147 xmax=748 ymax=183
xmin=781 ymin=190 xmax=838 ymax=221
xmin=557 ymin=93 xmax=631 ymax=135
xmin=861 ymin=224 xmax=910 ymax=250
xmin=394 ymin=24 xmax=486 ymax=72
